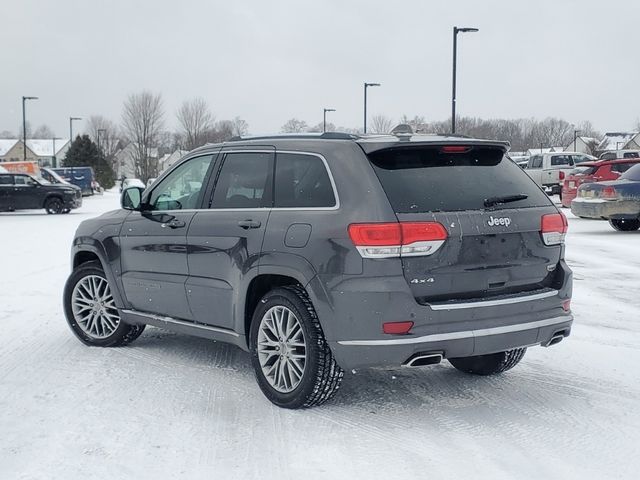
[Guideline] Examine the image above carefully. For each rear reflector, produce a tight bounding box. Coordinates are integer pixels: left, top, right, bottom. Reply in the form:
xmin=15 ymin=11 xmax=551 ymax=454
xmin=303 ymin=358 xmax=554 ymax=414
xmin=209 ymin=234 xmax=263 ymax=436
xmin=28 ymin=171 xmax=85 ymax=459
xmin=440 ymin=145 xmax=471 ymax=154
xmin=348 ymin=222 xmax=448 ymax=258
xmin=383 ymin=321 xmax=414 ymax=335
xmin=562 ymin=299 xmax=571 ymax=312
xmin=541 ymin=213 xmax=568 ymax=246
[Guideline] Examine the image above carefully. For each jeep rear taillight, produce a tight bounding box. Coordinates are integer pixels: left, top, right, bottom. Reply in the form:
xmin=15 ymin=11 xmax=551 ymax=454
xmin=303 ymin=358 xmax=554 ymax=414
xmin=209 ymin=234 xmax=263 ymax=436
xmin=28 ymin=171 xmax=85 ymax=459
xmin=348 ymin=222 xmax=448 ymax=258
xmin=541 ymin=213 xmax=568 ymax=246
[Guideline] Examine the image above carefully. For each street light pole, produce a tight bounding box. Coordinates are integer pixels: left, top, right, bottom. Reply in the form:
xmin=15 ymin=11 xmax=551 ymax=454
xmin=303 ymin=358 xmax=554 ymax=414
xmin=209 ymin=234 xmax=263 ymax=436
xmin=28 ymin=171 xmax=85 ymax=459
xmin=573 ymin=129 xmax=581 ymax=152
xmin=323 ymin=109 xmax=336 ymax=133
xmin=451 ymin=26 xmax=479 ymax=134
xmin=363 ymin=82 xmax=380 ymax=134
xmin=22 ymin=96 xmax=38 ymax=161
xmin=97 ymin=128 xmax=106 ymax=152
xmin=69 ymin=117 xmax=82 ymax=145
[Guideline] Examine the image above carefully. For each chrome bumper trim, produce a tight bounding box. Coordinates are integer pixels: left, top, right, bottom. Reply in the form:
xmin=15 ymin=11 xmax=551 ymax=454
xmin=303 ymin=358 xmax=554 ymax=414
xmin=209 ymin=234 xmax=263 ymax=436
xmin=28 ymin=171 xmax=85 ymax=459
xmin=337 ymin=315 xmax=572 ymax=346
xmin=428 ymin=289 xmax=559 ymax=311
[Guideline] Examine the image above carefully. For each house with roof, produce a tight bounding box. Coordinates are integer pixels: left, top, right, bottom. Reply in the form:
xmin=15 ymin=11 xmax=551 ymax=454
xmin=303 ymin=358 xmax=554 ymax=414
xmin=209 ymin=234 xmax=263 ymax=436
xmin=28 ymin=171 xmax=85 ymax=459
xmin=113 ymin=143 xmax=160 ymax=179
xmin=564 ymin=136 xmax=599 ymax=155
xmin=0 ymin=139 xmax=70 ymax=166
xmin=596 ymin=132 xmax=640 ymax=154
xmin=158 ymin=149 xmax=189 ymax=173
xmin=526 ymin=146 xmax=565 ymax=156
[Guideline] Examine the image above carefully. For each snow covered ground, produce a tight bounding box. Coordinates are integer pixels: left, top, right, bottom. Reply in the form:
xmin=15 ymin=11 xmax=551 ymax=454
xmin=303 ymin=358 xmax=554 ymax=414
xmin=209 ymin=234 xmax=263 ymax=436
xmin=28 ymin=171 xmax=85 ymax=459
xmin=1 ymin=192 xmax=639 ymax=480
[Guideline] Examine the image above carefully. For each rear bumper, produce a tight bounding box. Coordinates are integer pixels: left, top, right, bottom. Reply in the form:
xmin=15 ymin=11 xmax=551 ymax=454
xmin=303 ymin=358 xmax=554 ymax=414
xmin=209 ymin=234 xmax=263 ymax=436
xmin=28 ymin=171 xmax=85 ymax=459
xmin=571 ymin=198 xmax=640 ymax=219
xmin=330 ymin=314 xmax=572 ymax=369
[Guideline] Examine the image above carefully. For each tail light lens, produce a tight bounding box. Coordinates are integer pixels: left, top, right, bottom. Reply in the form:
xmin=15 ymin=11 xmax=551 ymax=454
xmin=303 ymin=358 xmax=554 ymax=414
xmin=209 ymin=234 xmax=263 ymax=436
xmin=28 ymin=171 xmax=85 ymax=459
xmin=559 ymin=171 xmax=565 ymax=181
xmin=440 ymin=145 xmax=471 ymax=154
xmin=541 ymin=213 xmax=568 ymax=246
xmin=348 ymin=222 xmax=448 ymax=258
xmin=601 ymin=186 xmax=618 ymax=200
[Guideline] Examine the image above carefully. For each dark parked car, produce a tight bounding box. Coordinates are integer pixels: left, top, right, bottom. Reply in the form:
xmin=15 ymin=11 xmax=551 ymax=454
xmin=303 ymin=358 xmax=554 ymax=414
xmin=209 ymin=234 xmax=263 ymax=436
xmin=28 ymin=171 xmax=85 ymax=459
xmin=0 ymin=172 xmax=82 ymax=214
xmin=63 ymin=133 xmax=573 ymax=408
xmin=571 ymin=163 xmax=640 ymax=231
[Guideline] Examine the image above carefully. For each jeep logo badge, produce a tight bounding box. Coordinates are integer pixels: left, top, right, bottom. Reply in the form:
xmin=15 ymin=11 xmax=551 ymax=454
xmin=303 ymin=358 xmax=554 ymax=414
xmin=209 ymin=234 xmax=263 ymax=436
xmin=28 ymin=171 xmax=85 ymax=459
xmin=487 ymin=216 xmax=511 ymax=227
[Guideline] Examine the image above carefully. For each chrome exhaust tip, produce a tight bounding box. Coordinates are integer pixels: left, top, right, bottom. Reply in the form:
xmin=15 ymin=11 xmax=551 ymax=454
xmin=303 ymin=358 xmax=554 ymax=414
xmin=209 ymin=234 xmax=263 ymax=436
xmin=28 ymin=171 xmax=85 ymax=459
xmin=403 ymin=352 xmax=443 ymax=367
xmin=542 ymin=333 xmax=565 ymax=347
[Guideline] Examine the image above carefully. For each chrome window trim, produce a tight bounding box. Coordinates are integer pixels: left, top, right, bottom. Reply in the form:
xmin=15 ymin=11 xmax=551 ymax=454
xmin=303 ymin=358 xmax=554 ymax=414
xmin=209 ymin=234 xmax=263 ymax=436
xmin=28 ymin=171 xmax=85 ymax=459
xmin=337 ymin=315 xmax=572 ymax=346
xmin=428 ymin=289 xmax=559 ymax=311
xmin=146 ymin=149 xmax=341 ymax=213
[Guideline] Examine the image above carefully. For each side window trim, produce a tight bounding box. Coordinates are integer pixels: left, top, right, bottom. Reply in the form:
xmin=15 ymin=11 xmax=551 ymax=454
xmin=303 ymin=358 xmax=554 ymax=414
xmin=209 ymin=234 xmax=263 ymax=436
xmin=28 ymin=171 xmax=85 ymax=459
xmin=207 ymin=149 xmax=275 ymax=210
xmin=274 ymin=150 xmax=340 ymax=211
xmin=143 ymin=152 xmax=218 ymax=212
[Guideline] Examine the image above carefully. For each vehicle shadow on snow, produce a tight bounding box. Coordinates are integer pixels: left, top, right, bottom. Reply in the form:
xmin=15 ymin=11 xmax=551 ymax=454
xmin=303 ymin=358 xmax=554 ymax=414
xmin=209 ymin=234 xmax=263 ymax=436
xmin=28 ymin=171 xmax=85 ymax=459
xmin=129 ymin=327 xmax=582 ymax=413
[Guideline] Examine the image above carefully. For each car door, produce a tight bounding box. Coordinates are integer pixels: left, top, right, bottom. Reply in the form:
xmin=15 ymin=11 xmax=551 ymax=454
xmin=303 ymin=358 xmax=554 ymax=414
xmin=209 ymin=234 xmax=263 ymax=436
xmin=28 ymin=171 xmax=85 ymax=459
xmin=186 ymin=148 xmax=274 ymax=330
xmin=118 ymin=153 xmax=217 ymax=319
xmin=0 ymin=174 xmax=13 ymax=210
xmin=12 ymin=174 xmax=42 ymax=210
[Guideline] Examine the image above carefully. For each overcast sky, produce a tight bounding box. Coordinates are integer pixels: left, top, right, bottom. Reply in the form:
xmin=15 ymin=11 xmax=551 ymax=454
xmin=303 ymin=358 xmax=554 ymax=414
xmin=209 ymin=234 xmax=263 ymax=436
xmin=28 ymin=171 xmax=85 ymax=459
xmin=2 ymin=0 xmax=639 ymax=138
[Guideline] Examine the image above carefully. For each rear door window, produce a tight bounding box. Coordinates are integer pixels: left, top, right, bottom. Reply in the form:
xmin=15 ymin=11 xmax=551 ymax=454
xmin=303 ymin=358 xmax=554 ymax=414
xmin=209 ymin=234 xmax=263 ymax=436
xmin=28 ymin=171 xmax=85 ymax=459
xmin=367 ymin=146 xmax=552 ymax=213
xmin=529 ymin=156 xmax=542 ymax=169
xmin=0 ymin=174 xmax=13 ymax=185
xmin=623 ymin=152 xmax=639 ymax=159
xmin=274 ymin=153 xmax=335 ymax=208
xmin=211 ymin=152 xmax=272 ymax=208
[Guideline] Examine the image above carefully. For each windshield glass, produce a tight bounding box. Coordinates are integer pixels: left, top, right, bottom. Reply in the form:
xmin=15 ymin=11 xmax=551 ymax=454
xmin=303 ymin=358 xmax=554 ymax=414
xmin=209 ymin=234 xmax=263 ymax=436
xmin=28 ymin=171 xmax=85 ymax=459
xmin=368 ymin=146 xmax=552 ymax=213
xmin=621 ymin=164 xmax=640 ymax=181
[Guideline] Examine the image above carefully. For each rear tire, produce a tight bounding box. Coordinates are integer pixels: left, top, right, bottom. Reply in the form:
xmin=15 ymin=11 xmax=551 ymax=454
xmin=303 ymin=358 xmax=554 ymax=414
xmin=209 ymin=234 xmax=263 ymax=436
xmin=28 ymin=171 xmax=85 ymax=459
xmin=45 ymin=197 xmax=64 ymax=214
xmin=249 ymin=286 xmax=343 ymax=409
xmin=63 ymin=261 xmax=145 ymax=347
xmin=609 ymin=218 xmax=640 ymax=231
xmin=448 ymin=348 xmax=526 ymax=376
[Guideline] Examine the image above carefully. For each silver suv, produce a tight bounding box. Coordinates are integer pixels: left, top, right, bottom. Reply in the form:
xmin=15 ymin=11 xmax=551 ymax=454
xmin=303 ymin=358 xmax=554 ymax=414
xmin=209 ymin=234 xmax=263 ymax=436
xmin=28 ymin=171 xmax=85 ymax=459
xmin=63 ymin=133 xmax=573 ymax=408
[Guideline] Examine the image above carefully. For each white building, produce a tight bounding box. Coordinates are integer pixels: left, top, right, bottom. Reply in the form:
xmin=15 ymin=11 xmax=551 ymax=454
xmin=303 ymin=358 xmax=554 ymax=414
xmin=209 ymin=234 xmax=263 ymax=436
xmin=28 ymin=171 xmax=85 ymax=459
xmin=564 ymin=136 xmax=599 ymax=155
xmin=596 ymin=132 xmax=640 ymax=153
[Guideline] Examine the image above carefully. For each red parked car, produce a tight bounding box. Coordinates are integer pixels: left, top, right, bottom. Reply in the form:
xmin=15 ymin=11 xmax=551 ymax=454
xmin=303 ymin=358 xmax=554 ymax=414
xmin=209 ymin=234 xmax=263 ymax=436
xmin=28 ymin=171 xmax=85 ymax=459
xmin=561 ymin=158 xmax=640 ymax=208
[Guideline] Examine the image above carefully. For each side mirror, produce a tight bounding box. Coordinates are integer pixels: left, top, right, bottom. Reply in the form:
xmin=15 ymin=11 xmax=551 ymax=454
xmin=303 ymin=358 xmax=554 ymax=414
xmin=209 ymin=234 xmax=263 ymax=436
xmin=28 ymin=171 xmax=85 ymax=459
xmin=121 ymin=186 xmax=145 ymax=211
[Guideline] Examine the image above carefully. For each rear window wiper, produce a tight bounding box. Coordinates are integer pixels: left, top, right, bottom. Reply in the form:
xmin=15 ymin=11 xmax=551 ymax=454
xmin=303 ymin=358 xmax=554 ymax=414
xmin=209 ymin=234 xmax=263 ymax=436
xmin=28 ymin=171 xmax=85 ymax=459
xmin=484 ymin=194 xmax=528 ymax=208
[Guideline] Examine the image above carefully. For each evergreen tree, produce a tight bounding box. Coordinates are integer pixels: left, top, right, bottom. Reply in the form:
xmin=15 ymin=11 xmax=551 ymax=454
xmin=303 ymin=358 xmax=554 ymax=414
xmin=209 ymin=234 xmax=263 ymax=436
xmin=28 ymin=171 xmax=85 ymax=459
xmin=63 ymin=134 xmax=115 ymax=189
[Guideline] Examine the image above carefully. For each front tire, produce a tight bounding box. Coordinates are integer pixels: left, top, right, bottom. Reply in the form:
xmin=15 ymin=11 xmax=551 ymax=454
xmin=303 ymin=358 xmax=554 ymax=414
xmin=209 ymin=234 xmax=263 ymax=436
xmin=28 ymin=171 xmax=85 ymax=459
xmin=609 ymin=218 xmax=640 ymax=231
xmin=249 ymin=286 xmax=343 ymax=409
xmin=45 ymin=197 xmax=64 ymax=214
xmin=63 ymin=261 xmax=145 ymax=347
xmin=448 ymin=348 xmax=526 ymax=375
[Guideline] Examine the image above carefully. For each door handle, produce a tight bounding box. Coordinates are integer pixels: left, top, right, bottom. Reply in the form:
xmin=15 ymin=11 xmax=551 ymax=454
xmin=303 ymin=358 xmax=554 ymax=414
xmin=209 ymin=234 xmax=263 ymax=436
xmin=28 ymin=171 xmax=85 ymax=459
xmin=161 ymin=219 xmax=186 ymax=229
xmin=238 ymin=219 xmax=261 ymax=229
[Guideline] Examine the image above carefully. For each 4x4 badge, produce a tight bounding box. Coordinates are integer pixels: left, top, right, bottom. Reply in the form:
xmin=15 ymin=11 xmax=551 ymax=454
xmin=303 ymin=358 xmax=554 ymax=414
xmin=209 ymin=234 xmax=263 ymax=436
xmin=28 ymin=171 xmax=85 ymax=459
xmin=487 ymin=216 xmax=511 ymax=227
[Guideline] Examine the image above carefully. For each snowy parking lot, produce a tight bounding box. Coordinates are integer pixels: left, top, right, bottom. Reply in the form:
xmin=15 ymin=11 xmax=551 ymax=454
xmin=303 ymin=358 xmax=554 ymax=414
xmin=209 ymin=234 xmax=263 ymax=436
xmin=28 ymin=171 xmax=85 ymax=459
xmin=1 ymin=192 xmax=639 ymax=480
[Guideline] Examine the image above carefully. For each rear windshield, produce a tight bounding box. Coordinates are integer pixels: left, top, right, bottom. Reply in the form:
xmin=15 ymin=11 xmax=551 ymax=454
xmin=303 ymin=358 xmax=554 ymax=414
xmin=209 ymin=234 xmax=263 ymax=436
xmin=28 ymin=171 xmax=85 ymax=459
xmin=368 ymin=146 xmax=552 ymax=213
xmin=621 ymin=164 xmax=640 ymax=181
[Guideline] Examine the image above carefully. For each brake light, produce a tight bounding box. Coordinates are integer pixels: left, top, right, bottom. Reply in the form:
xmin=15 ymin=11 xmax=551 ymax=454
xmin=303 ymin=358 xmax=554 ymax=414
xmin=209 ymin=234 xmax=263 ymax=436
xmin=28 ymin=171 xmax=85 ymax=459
xmin=383 ymin=321 xmax=414 ymax=335
xmin=559 ymin=171 xmax=565 ymax=181
xmin=440 ymin=145 xmax=471 ymax=154
xmin=541 ymin=213 xmax=568 ymax=246
xmin=601 ymin=186 xmax=618 ymax=200
xmin=348 ymin=222 xmax=448 ymax=258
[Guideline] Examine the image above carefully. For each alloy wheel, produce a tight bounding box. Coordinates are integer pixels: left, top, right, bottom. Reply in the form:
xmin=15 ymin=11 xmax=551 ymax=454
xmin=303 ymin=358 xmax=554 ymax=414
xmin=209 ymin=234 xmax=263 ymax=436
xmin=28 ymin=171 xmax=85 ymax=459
xmin=257 ymin=306 xmax=307 ymax=393
xmin=71 ymin=275 xmax=120 ymax=339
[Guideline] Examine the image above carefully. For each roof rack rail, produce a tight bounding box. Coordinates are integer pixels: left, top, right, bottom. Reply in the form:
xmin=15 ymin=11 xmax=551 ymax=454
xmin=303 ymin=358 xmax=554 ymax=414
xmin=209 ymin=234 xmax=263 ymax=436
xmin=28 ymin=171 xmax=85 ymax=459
xmin=226 ymin=132 xmax=359 ymax=142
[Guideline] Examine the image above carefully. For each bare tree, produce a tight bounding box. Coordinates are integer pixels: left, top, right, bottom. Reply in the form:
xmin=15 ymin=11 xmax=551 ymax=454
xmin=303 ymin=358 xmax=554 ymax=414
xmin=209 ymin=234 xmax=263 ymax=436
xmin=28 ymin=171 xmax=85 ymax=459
xmin=33 ymin=124 xmax=55 ymax=138
xmin=121 ymin=91 xmax=165 ymax=182
xmin=0 ymin=130 xmax=14 ymax=139
xmin=231 ymin=117 xmax=249 ymax=136
xmin=86 ymin=115 xmax=122 ymax=170
xmin=176 ymin=97 xmax=214 ymax=150
xmin=281 ymin=118 xmax=308 ymax=133
xmin=370 ymin=115 xmax=394 ymax=134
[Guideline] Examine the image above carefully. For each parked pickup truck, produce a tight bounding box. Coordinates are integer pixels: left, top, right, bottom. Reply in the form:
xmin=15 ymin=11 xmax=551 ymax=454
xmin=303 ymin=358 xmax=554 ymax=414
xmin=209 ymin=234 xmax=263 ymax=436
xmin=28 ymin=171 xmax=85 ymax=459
xmin=524 ymin=152 xmax=595 ymax=196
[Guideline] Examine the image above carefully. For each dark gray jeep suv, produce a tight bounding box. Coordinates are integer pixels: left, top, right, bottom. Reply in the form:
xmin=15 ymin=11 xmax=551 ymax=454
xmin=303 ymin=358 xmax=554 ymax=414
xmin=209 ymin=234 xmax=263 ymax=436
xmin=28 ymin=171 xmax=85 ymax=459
xmin=63 ymin=133 xmax=573 ymax=408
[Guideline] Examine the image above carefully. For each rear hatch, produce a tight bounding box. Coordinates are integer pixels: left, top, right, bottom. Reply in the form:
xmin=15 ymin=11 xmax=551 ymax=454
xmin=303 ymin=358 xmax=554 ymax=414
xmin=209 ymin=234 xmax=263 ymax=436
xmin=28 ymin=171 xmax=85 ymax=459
xmin=365 ymin=143 xmax=564 ymax=303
